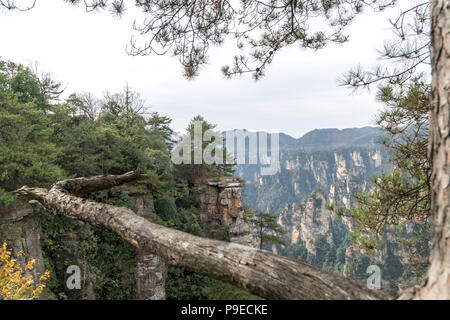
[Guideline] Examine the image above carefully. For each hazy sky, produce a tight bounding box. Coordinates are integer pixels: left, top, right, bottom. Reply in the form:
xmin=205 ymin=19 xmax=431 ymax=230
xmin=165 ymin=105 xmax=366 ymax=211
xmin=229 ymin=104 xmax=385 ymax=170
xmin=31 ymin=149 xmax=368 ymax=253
xmin=0 ymin=1 xmax=414 ymax=138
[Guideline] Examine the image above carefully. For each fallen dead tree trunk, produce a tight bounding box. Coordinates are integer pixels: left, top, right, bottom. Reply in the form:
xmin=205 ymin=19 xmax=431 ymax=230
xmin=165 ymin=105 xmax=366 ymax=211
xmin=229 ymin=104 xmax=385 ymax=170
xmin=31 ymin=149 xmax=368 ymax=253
xmin=13 ymin=170 xmax=395 ymax=300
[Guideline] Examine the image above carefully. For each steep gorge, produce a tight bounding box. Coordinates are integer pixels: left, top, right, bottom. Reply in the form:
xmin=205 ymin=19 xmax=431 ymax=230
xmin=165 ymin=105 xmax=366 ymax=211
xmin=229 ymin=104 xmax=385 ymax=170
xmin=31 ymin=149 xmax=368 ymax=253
xmin=232 ymin=127 xmax=420 ymax=289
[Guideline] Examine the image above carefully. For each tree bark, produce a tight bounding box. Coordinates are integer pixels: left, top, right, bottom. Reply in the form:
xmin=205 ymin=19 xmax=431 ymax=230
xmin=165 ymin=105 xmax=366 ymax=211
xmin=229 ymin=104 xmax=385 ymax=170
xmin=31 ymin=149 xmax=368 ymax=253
xmin=399 ymin=0 xmax=450 ymax=300
xmin=411 ymin=0 xmax=450 ymax=300
xmin=13 ymin=171 xmax=394 ymax=300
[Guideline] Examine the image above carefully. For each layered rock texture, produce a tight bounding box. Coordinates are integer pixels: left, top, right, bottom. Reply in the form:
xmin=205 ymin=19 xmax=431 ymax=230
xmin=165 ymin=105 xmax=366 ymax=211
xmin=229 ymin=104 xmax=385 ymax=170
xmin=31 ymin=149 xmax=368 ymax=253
xmin=194 ymin=176 xmax=256 ymax=247
xmin=0 ymin=202 xmax=46 ymax=291
xmin=133 ymin=195 xmax=166 ymax=301
xmin=231 ymin=127 xmax=417 ymax=289
xmin=110 ymin=184 xmax=166 ymax=300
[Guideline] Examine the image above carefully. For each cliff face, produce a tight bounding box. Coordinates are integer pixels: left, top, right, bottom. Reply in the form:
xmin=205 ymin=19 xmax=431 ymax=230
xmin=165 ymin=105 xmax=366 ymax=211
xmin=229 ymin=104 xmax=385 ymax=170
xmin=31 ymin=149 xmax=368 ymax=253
xmin=259 ymin=150 xmax=413 ymax=289
xmin=239 ymin=147 xmax=388 ymax=214
xmin=194 ymin=176 xmax=256 ymax=247
xmin=231 ymin=127 xmax=419 ymax=289
xmin=0 ymin=202 xmax=46 ymax=293
xmin=278 ymin=190 xmax=335 ymax=255
xmin=271 ymin=147 xmax=386 ymax=245
xmin=110 ymin=185 xmax=166 ymax=300
xmin=133 ymin=193 xmax=166 ymax=301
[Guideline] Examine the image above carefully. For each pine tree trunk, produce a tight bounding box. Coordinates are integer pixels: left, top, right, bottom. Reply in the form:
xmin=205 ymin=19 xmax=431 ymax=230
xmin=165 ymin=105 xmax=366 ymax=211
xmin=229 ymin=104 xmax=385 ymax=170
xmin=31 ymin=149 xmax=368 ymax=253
xmin=422 ymin=0 xmax=450 ymax=299
xmin=402 ymin=0 xmax=450 ymax=299
xmin=13 ymin=171 xmax=394 ymax=300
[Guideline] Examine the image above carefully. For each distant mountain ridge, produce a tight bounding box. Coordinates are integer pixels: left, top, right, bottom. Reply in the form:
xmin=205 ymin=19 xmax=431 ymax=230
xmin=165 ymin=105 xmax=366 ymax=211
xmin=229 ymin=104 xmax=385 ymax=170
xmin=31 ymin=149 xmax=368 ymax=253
xmin=223 ymin=126 xmax=384 ymax=155
xmin=282 ymin=126 xmax=383 ymax=153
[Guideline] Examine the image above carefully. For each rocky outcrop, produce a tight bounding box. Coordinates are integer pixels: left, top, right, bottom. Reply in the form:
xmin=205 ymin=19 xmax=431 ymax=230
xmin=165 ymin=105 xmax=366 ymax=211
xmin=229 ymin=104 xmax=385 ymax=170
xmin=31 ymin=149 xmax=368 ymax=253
xmin=278 ymin=190 xmax=335 ymax=255
xmin=195 ymin=176 xmax=256 ymax=247
xmin=110 ymin=185 xmax=166 ymax=300
xmin=277 ymin=186 xmax=417 ymax=289
xmin=132 ymin=193 xmax=166 ymax=300
xmin=0 ymin=202 xmax=47 ymax=298
xmin=55 ymin=224 xmax=96 ymax=300
xmin=238 ymin=147 xmax=389 ymax=215
xmin=135 ymin=249 xmax=165 ymax=300
xmin=230 ymin=128 xmax=419 ymax=289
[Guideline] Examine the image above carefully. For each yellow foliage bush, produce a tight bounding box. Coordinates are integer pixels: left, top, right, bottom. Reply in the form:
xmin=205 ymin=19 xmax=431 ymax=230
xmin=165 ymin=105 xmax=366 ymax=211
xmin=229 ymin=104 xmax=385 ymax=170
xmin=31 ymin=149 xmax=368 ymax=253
xmin=0 ymin=242 xmax=50 ymax=300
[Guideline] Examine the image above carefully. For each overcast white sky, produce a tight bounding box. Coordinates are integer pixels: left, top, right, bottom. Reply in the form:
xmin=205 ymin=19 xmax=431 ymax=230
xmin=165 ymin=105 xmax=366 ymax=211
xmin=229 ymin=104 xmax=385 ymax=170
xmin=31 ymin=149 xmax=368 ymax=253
xmin=0 ymin=1 xmax=415 ymax=138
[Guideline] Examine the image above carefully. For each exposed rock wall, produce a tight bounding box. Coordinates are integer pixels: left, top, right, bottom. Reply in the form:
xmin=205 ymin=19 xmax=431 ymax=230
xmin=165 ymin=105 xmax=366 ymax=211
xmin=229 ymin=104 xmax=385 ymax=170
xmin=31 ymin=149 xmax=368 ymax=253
xmin=135 ymin=248 xmax=166 ymax=300
xmin=55 ymin=224 xmax=96 ymax=300
xmin=277 ymin=187 xmax=416 ymax=289
xmin=195 ymin=177 xmax=257 ymax=247
xmin=110 ymin=185 xmax=166 ymax=300
xmin=238 ymin=147 xmax=389 ymax=215
xmin=132 ymin=194 xmax=166 ymax=300
xmin=0 ymin=202 xmax=46 ymax=284
xmin=278 ymin=190 xmax=335 ymax=255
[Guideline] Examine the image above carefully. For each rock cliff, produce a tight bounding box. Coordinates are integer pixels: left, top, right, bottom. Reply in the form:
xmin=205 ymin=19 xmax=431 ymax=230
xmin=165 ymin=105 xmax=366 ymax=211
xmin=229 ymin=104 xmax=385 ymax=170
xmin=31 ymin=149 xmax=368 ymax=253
xmin=194 ymin=176 xmax=256 ymax=247
xmin=110 ymin=185 xmax=166 ymax=300
xmin=0 ymin=202 xmax=46 ymax=294
xmin=232 ymin=127 xmax=418 ymax=289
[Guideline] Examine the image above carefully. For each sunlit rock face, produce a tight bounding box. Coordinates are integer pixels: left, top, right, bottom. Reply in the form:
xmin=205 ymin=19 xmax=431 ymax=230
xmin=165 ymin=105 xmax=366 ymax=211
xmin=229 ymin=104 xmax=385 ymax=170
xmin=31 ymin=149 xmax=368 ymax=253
xmin=195 ymin=176 xmax=257 ymax=248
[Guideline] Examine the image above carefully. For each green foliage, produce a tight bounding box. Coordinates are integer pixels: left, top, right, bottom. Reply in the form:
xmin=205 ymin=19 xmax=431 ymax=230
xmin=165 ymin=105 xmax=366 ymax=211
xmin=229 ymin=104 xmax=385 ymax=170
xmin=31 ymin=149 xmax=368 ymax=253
xmin=117 ymin=193 xmax=136 ymax=211
xmin=147 ymin=112 xmax=175 ymax=148
xmin=246 ymin=209 xmax=285 ymax=250
xmin=204 ymin=225 xmax=230 ymax=242
xmin=0 ymin=61 xmax=180 ymax=299
xmin=0 ymin=61 xmax=65 ymax=205
xmin=157 ymin=185 xmax=259 ymax=300
xmin=345 ymin=256 xmax=372 ymax=281
xmin=90 ymin=229 xmax=137 ymax=300
xmin=242 ymin=145 xmax=388 ymax=215
xmin=39 ymin=205 xmax=137 ymax=300
xmin=166 ymin=266 xmax=212 ymax=300
xmin=0 ymin=189 xmax=15 ymax=207
xmin=39 ymin=212 xmax=78 ymax=299
xmin=2 ymin=1 xmax=401 ymax=80
xmin=349 ymin=80 xmax=431 ymax=277
xmin=0 ymin=58 xmax=258 ymax=300
xmin=52 ymin=87 xmax=177 ymax=179
xmin=199 ymin=279 xmax=261 ymax=300
xmin=175 ymin=115 xmax=235 ymax=183
xmin=155 ymin=196 xmax=182 ymax=228
xmin=278 ymin=240 xmax=308 ymax=262
xmin=166 ymin=266 xmax=260 ymax=300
